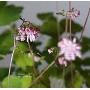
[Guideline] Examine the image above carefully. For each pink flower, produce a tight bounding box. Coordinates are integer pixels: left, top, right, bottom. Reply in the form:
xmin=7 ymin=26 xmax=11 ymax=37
xmin=25 ymin=28 xmax=39 ymax=42
xmin=48 ymin=48 xmax=54 ymax=54
xmin=16 ymin=35 xmax=25 ymax=41
xmin=34 ymin=56 xmax=40 ymax=62
xmin=58 ymin=38 xmax=81 ymax=61
xmin=67 ymin=8 xmax=80 ymax=19
xmin=16 ymin=27 xmax=39 ymax=42
xmin=58 ymin=57 xmax=67 ymax=66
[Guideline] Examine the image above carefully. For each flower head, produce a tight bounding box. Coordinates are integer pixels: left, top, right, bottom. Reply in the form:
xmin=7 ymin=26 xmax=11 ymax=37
xmin=58 ymin=38 xmax=81 ymax=61
xmin=67 ymin=8 xmax=80 ymax=19
xmin=48 ymin=48 xmax=54 ymax=54
xmin=16 ymin=26 xmax=39 ymax=42
xmin=58 ymin=57 xmax=67 ymax=66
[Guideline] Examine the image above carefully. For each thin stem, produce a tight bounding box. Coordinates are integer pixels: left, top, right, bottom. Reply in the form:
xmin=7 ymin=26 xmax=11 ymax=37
xmin=70 ymin=60 xmax=74 ymax=88
xmin=65 ymin=16 xmax=68 ymax=37
xmin=79 ymin=8 xmax=90 ymax=42
xmin=30 ymin=61 xmax=55 ymax=88
xmin=28 ymin=41 xmax=41 ymax=87
xmin=56 ymin=1 xmax=60 ymax=41
xmin=29 ymin=53 xmax=59 ymax=88
xmin=62 ymin=65 xmax=65 ymax=88
xmin=69 ymin=1 xmax=74 ymax=88
xmin=8 ymin=35 xmax=16 ymax=88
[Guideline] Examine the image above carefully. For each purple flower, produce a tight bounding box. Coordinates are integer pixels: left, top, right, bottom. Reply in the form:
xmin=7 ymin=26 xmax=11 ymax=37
xmin=58 ymin=38 xmax=81 ymax=61
xmin=58 ymin=57 xmax=67 ymax=66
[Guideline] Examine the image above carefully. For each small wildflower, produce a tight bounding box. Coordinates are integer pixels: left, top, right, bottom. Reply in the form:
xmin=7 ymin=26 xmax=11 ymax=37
xmin=16 ymin=24 xmax=39 ymax=42
xmin=67 ymin=8 xmax=80 ymax=19
xmin=58 ymin=57 xmax=67 ymax=66
xmin=48 ymin=48 xmax=54 ymax=54
xmin=58 ymin=38 xmax=81 ymax=61
xmin=34 ymin=56 xmax=40 ymax=62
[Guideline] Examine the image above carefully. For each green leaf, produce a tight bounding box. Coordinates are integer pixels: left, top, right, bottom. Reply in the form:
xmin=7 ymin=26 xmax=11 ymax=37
xmin=0 ymin=25 xmax=16 ymax=55
xmin=0 ymin=1 xmax=7 ymax=8
xmin=21 ymin=75 xmax=32 ymax=88
xmin=81 ymin=37 xmax=90 ymax=54
xmin=2 ymin=75 xmax=21 ymax=88
xmin=46 ymin=37 xmax=58 ymax=48
xmin=37 ymin=13 xmax=53 ymax=21
xmin=60 ymin=19 xmax=83 ymax=34
xmin=0 ymin=4 xmax=23 ymax=26
xmin=14 ymin=42 xmax=33 ymax=70
xmin=0 ymin=67 xmax=14 ymax=81
xmin=0 ymin=56 xmax=4 ymax=60
xmin=82 ymin=58 xmax=90 ymax=66
xmin=65 ymin=71 xmax=84 ymax=88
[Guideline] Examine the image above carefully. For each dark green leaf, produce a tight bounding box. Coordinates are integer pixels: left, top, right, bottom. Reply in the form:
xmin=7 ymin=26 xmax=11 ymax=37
xmin=0 ymin=26 xmax=14 ymax=55
xmin=37 ymin=13 xmax=53 ymax=21
xmin=60 ymin=19 xmax=83 ymax=34
xmin=0 ymin=56 xmax=4 ymax=60
xmin=0 ymin=1 xmax=7 ymax=8
xmin=0 ymin=4 xmax=23 ymax=26
xmin=0 ymin=67 xmax=14 ymax=81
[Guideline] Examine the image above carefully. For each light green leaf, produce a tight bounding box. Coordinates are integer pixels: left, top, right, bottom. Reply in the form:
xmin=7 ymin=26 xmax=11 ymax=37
xmin=2 ymin=75 xmax=22 ymax=88
xmin=14 ymin=42 xmax=33 ymax=70
xmin=21 ymin=75 xmax=32 ymax=88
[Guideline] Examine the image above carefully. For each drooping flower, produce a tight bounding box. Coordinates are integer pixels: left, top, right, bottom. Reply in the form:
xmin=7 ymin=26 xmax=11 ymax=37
xmin=48 ymin=48 xmax=54 ymax=54
xmin=16 ymin=27 xmax=39 ymax=42
xmin=58 ymin=38 xmax=81 ymax=61
xmin=58 ymin=57 xmax=67 ymax=66
xmin=34 ymin=56 xmax=40 ymax=62
xmin=25 ymin=28 xmax=39 ymax=42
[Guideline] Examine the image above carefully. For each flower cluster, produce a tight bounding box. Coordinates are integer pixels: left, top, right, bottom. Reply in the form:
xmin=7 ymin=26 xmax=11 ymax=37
xmin=56 ymin=8 xmax=80 ymax=19
xmin=67 ymin=8 xmax=80 ymax=19
xmin=58 ymin=38 xmax=81 ymax=61
xmin=16 ymin=22 xmax=39 ymax=42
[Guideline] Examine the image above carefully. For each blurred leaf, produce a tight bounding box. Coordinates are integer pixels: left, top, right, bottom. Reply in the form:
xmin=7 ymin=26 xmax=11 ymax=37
xmin=81 ymin=58 xmax=90 ymax=66
xmin=46 ymin=37 xmax=58 ymax=48
xmin=0 ymin=1 xmax=6 ymax=8
xmin=2 ymin=75 xmax=21 ymax=88
xmin=21 ymin=75 xmax=32 ymax=88
xmin=0 ymin=67 xmax=14 ymax=81
xmin=0 ymin=3 xmax=23 ymax=26
xmin=60 ymin=19 xmax=83 ymax=34
xmin=81 ymin=37 xmax=90 ymax=54
xmin=14 ymin=42 xmax=33 ymax=70
xmin=37 ymin=12 xmax=53 ymax=21
xmin=0 ymin=25 xmax=15 ymax=55
xmin=65 ymin=71 xmax=84 ymax=88
xmin=0 ymin=56 xmax=4 ymax=60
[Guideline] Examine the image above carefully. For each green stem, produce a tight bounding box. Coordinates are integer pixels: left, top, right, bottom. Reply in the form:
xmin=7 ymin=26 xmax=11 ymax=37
xmin=28 ymin=41 xmax=41 ymax=87
xmin=29 ymin=53 xmax=59 ymax=87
